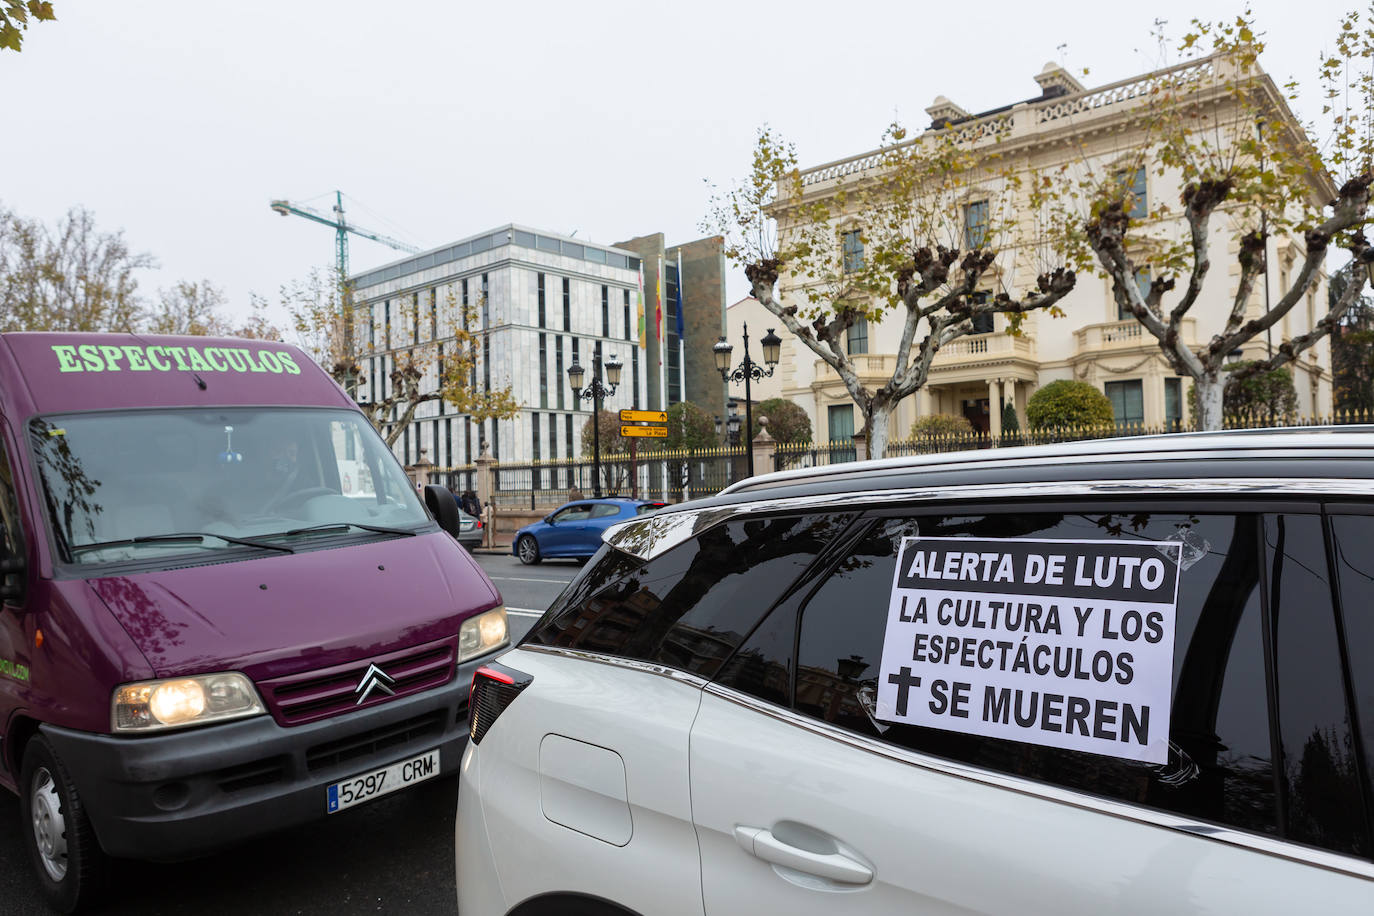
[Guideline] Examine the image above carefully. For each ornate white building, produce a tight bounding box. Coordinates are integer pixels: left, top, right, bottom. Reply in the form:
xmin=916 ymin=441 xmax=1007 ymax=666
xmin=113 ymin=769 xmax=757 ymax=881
xmin=733 ymin=55 xmax=1333 ymax=444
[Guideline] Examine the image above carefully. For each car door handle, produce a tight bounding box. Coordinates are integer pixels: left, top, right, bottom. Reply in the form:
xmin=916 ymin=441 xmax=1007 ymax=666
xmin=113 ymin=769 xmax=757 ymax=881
xmin=733 ymin=826 xmax=873 ymax=885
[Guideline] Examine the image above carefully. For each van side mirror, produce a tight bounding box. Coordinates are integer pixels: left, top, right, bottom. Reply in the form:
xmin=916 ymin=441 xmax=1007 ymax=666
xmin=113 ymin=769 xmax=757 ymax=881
xmin=422 ymin=485 xmax=462 ymax=539
xmin=0 ymin=555 xmax=25 ymax=603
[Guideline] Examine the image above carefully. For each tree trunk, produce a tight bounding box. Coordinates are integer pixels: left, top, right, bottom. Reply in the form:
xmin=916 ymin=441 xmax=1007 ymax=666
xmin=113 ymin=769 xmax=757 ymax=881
xmin=864 ymin=402 xmax=894 ymax=460
xmin=1195 ymin=372 xmax=1225 ymax=431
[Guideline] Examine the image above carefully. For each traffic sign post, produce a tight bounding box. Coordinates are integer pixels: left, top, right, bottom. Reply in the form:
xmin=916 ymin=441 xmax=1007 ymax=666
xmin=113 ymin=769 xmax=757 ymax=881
xmin=621 ymin=425 xmax=667 ymax=438
xmin=619 ymin=409 xmax=666 ymax=424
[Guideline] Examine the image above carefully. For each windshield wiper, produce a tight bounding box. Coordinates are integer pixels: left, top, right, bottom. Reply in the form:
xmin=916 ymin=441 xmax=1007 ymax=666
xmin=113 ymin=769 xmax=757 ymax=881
xmin=278 ymin=522 xmax=419 ymax=538
xmin=71 ymin=532 xmax=295 ymax=555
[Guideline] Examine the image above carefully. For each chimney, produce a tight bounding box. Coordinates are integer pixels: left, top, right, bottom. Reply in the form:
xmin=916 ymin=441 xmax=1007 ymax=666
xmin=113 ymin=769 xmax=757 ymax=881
xmin=1034 ymin=61 xmax=1085 ymax=99
xmin=925 ymin=95 xmax=971 ymax=130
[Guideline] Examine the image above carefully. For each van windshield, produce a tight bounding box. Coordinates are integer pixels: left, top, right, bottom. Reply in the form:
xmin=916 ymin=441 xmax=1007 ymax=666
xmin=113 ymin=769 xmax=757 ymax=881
xmin=29 ymin=407 xmax=432 ymax=565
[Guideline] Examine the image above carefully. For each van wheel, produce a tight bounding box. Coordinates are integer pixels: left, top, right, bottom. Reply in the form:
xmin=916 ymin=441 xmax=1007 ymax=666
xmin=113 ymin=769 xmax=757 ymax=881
xmin=517 ymin=535 xmax=541 ymax=565
xmin=19 ymin=735 xmax=106 ymax=913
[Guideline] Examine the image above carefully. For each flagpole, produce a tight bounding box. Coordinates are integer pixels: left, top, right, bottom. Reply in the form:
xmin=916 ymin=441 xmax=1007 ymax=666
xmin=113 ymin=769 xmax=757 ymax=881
xmin=676 ymin=249 xmax=685 ymax=407
xmin=657 ymin=253 xmax=666 ymax=411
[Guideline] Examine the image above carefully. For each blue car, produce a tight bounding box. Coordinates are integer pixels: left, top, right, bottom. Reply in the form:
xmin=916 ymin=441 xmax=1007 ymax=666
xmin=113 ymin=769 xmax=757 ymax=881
xmin=513 ymin=497 xmax=666 ymax=564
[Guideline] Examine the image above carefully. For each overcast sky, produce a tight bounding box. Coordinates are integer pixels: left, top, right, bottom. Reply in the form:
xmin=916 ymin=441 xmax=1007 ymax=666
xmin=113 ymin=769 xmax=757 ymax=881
xmin=1 ymin=0 xmax=1352 ymax=321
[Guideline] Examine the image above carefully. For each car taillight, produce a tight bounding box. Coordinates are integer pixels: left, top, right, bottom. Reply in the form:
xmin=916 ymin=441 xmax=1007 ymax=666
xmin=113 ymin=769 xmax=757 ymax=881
xmin=468 ymin=662 xmax=532 ymax=745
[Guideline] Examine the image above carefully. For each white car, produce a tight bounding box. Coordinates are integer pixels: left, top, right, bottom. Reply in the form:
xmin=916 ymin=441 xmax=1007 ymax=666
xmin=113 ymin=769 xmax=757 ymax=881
xmin=457 ymin=430 xmax=1374 ymax=914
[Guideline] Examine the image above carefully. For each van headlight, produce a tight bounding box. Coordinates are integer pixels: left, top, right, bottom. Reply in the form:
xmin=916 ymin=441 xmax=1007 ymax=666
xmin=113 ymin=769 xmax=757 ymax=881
xmin=459 ymin=606 xmax=509 ymax=662
xmin=112 ymin=672 xmax=265 ymax=732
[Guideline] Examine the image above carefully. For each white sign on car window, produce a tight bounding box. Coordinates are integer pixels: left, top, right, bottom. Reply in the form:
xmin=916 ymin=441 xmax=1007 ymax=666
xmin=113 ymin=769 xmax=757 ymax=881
xmin=877 ymin=536 xmax=1181 ymax=764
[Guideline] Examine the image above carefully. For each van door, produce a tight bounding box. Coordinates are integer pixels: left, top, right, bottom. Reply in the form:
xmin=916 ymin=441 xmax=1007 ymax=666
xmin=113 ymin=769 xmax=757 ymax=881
xmin=691 ymin=506 xmax=1374 ymax=913
xmin=0 ymin=424 xmax=32 ymax=785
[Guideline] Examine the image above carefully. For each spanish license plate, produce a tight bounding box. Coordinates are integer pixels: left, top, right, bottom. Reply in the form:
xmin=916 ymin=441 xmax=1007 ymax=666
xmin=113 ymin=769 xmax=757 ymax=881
xmin=326 ymin=748 xmax=441 ymax=814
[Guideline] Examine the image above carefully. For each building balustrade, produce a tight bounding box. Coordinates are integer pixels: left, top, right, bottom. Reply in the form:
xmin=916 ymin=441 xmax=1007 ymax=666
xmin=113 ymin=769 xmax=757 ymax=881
xmin=1075 ymin=318 xmax=1196 ymax=355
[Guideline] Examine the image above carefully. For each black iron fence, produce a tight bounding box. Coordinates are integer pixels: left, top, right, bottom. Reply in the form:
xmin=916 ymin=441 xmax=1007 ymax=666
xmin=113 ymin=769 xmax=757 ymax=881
xmin=438 ymin=411 xmax=1374 ymax=511
xmin=480 ymin=446 xmax=749 ymax=510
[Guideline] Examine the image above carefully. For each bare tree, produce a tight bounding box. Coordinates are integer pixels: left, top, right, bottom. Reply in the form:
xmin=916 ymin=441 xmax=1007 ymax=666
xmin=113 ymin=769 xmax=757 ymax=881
xmin=0 ymin=204 xmax=153 ymax=332
xmin=282 ymin=268 xmax=519 ymax=448
xmin=706 ymin=126 xmax=1076 ymax=457
xmin=1075 ymin=14 xmax=1374 ymax=428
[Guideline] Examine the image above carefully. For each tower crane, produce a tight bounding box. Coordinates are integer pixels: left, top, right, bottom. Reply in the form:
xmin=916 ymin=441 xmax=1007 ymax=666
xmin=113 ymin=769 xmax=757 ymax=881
xmin=270 ymin=190 xmax=421 ymax=396
xmin=269 ymin=190 xmax=420 ymax=290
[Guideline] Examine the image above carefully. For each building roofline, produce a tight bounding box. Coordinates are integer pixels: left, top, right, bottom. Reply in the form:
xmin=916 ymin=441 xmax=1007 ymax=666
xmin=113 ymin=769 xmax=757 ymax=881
xmin=350 ymin=224 xmax=640 ymax=290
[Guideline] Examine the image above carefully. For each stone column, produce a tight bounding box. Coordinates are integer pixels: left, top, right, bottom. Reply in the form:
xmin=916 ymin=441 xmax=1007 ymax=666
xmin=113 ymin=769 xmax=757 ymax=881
xmin=475 ymin=442 xmax=496 ymax=548
xmin=916 ymin=387 xmax=933 ymax=419
xmin=751 ymin=417 xmax=776 ymax=477
xmin=851 ymin=431 xmax=867 ymax=463
xmin=989 ymin=378 xmax=1003 ymax=439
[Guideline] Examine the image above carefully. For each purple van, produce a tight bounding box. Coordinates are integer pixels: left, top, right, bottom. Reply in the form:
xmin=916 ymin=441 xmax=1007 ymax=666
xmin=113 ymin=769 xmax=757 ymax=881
xmin=0 ymin=333 xmax=507 ymax=911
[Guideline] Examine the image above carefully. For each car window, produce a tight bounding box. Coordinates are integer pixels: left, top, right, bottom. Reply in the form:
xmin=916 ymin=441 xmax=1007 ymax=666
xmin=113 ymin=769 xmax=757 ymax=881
xmin=589 ymin=504 xmax=622 ymax=519
xmin=554 ymin=505 xmax=593 ymax=523
xmin=1263 ymin=514 xmax=1367 ymax=856
xmin=525 ymin=513 xmax=853 ymax=678
xmin=636 ymin=503 xmax=667 ymax=515
xmin=1328 ymin=512 xmax=1374 ymax=854
xmin=0 ymin=430 xmax=26 ymax=600
xmin=785 ymin=509 xmax=1288 ymax=844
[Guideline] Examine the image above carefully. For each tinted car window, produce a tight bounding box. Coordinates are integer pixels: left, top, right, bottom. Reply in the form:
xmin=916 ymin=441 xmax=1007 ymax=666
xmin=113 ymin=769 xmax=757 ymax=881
xmin=589 ymin=504 xmax=622 ymax=519
xmin=1328 ymin=513 xmax=1374 ymax=852
xmin=554 ymin=505 xmax=592 ymax=523
xmin=0 ymin=432 xmax=25 ymax=599
xmin=1264 ymin=514 xmax=1367 ymax=856
xmin=791 ymin=510 xmax=1282 ymax=841
xmin=526 ymin=513 xmax=851 ymax=678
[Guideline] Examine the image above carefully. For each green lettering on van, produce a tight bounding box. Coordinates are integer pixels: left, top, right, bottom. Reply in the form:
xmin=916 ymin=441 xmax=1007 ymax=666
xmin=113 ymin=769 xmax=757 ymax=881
xmin=51 ymin=344 xmax=298 ymax=377
xmin=0 ymin=658 xmax=29 ymax=682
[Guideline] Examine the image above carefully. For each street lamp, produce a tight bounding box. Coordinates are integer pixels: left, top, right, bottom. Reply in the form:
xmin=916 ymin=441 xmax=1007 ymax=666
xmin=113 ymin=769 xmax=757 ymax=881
xmin=568 ymin=344 xmax=621 ymax=498
xmin=715 ymin=323 xmax=782 ymax=477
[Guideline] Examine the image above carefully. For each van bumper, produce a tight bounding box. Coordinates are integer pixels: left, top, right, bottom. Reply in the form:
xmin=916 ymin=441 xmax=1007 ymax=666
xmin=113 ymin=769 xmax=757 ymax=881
xmin=41 ymin=656 xmax=488 ymax=861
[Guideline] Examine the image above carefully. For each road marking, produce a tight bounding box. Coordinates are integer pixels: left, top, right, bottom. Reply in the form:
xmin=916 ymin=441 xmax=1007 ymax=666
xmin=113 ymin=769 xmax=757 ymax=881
xmin=488 ymin=576 xmax=570 ymax=584
xmin=506 ymin=608 xmax=545 ymax=617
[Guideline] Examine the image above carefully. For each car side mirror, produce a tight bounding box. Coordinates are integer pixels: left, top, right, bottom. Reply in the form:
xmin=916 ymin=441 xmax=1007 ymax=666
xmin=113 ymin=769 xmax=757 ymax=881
xmin=544 ymin=515 xmax=555 ymax=525
xmin=0 ymin=554 xmax=25 ymax=603
xmin=423 ymin=485 xmax=462 ymax=539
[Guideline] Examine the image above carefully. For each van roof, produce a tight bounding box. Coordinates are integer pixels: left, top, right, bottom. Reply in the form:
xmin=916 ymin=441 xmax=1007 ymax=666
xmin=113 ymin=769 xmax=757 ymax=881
xmin=0 ymin=333 xmax=351 ymax=418
xmin=696 ymin=426 xmax=1374 ymax=509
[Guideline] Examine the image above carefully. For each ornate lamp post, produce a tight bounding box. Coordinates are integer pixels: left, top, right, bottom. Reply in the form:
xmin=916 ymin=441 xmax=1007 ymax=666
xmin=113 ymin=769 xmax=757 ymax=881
xmin=567 ymin=344 xmax=622 ymax=498
xmin=714 ymin=323 xmax=782 ymax=477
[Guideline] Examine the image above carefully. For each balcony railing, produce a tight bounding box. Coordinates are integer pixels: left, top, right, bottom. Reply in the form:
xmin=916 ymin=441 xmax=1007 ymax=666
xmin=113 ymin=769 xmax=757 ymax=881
xmin=1075 ymin=318 xmax=1196 ymax=354
xmin=934 ymin=332 xmax=1035 ymax=364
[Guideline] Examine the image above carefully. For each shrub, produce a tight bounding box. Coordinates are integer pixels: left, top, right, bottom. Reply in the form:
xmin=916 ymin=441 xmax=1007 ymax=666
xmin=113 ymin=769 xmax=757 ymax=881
xmin=751 ymin=397 xmax=812 ymax=444
xmin=910 ymin=414 xmax=974 ymax=439
xmin=1026 ymin=380 xmax=1115 ymax=429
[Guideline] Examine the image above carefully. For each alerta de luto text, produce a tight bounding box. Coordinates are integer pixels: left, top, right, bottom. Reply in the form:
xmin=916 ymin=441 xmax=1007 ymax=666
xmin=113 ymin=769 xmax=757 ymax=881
xmin=0 ymin=658 xmax=29 ymax=682
xmin=49 ymin=344 xmax=301 ymax=375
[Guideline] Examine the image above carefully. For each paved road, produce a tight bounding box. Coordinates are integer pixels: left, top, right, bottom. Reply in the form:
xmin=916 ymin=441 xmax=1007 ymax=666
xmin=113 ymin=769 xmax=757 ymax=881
xmin=0 ymin=556 xmax=579 ymax=915
xmin=471 ymin=551 xmax=584 ymax=621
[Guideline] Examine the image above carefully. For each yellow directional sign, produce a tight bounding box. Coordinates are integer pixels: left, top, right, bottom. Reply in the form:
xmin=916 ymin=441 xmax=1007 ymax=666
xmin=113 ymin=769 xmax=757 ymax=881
xmin=621 ymin=425 xmax=668 ymax=438
xmin=620 ymin=409 xmax=667 ymax=423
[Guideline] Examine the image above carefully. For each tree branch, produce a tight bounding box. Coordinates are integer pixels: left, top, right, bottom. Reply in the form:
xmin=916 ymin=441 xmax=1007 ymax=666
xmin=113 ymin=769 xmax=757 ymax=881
xmin=1232 ymin=255 xmax=1373 ymax=380
xmin=1169 ymin=178 xmax=1234 ymax=332
xmin=748 ymin=261 xmax=871 ymax=410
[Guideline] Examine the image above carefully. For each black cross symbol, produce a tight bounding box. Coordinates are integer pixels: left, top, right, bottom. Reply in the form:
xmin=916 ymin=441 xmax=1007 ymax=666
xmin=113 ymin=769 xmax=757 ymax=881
xmin=887 ymin=666 xmax=922 ymax=717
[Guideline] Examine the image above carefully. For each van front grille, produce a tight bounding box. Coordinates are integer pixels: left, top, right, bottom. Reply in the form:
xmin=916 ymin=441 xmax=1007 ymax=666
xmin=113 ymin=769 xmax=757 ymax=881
xmin=259 ymin=636 xmax=457 ymax=726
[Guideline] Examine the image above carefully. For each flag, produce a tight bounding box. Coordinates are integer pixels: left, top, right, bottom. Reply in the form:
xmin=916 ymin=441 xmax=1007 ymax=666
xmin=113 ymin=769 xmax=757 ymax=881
xmin=636 ymin=265 xmax=646 ymax=349
xmin=655 ymin=272 xmax=663 ymax=345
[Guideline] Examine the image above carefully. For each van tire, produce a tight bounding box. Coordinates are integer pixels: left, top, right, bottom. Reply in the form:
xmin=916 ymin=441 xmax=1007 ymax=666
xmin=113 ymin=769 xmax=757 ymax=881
xmin=19 ymin=734 xmax=106 ymax=913
xmin=517 ymin=535 xmax=542 ymax=565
